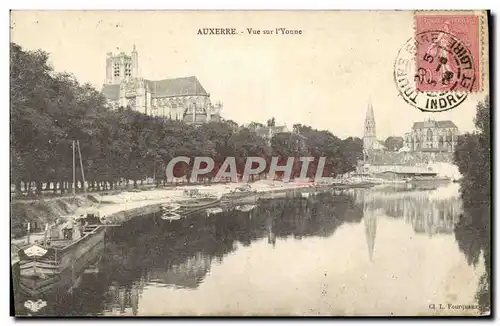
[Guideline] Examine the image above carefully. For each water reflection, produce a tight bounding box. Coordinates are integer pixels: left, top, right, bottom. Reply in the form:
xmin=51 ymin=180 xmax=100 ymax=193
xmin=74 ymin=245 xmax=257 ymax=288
xmin=354 ymin=184 xmax=462 ymax=237
xmin=13 ymin=184 xmax=486 ymax=316
xmin=103 ymin=280 xmax=144 ymax=315
xmin=453 ymin=182 xmax=491 ymax=313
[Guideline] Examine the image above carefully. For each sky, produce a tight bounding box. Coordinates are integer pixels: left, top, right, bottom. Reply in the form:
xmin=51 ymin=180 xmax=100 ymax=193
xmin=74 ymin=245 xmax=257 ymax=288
xmin=10 ymin=10 xmax=489 ymax=139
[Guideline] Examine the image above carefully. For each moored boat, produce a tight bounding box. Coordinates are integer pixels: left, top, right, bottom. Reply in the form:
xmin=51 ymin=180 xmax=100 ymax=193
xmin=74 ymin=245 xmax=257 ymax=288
xmin=17 ymin=216 xmax=105 ymax=285
xmin=179 ymin=196 xmax=221 ymax=210
xmin=206 ymin=207 xmax=224 ymax=216
xmin=160 ymin=196 xmax=221 ymax=219
xmin=235 ymin=204 xmax=257 ymax=212
xmin=405 ymin=176 xmax=451 ymax=189
xmin=160 ymin=213 xmax=182 ymax=221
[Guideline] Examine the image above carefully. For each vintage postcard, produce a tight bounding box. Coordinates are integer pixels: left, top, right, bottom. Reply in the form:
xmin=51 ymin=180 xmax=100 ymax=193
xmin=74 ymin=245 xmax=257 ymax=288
xmin=10 ymin=10 xmax=491 ymax=317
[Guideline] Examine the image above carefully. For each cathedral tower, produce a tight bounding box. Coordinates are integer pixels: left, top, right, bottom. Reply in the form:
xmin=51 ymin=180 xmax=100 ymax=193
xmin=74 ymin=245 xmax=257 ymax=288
xmin=363 ymin=100 xmax=377 ymax=160
xmin=105 ymin=46 xmax=138 ymax=85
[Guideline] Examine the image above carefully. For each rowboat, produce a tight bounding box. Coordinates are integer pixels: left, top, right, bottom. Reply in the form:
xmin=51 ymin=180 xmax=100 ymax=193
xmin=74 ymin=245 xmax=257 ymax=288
xmin=235 ymin=204 xmax=257 ymax=212
xmin=160 ymin=204 xmax=182 ymax=221
xmin=206 ymin=207 xmax=224 ymax=216
xmin=179 ymin=196 xmax=221 ymax=211
xmin=160 ymin=196 xmax=221 ymax=220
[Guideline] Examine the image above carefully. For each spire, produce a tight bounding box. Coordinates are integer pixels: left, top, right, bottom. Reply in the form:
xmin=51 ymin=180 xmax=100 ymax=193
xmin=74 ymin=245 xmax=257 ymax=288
xmin=132 ymin=43 xmax=137 ymax=52
xmin=364 ymin=99 xmax=376 ymax=138
xmin=365 ymin=99 xmax=375 ymax=123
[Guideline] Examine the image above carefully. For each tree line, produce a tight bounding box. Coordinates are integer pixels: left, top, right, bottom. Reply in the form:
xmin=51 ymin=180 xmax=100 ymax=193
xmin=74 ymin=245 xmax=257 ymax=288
xmin=453 ymin=97 xmax=491 ymax=314
xmin=10 ymin=43 xmax=363 ymax=196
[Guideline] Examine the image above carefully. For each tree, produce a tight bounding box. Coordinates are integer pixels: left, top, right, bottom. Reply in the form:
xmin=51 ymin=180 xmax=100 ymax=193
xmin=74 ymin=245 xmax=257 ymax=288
xmin=453 ymin=97 xmax=491 ymax=314
xmin=340 ymin=137 xmax=363 ymax=174
xmin=384 ymin=136 xmax=404 ymax=151
xmin=271 ymin=132 xmax=308 ymax=158
xmin=222 ymin=119 xmax=239 ymax=132
xmin=248 ymin=121 xmax=264 ymax=129
xmin=270 ymin=132 xmax=309 ymax=179
xmin=228 ymin=128 xmax=270 ymax=177
xmin=9 ymin=42 xmax=365 ymax=196
xmin=198 ymin=121 xmax=235 ymax=159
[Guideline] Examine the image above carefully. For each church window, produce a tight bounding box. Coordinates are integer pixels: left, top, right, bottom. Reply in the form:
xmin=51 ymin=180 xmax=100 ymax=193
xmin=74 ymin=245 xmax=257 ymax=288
xmin=125 ymin=63 xmax=131 ymax=77
xmin=114 ymin=63 xmax=120 ymax=77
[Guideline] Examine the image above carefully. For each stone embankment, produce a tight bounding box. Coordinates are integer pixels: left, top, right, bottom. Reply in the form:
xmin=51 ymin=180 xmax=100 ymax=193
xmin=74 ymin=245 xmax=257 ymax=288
xmin=11 ymin=180 xmax=375 ymax=242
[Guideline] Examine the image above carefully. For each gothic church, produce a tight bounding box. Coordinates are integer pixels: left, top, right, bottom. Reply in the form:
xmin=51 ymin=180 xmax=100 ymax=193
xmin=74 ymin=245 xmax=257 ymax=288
xmin=101 ymin=45 xmax=222 ymax=125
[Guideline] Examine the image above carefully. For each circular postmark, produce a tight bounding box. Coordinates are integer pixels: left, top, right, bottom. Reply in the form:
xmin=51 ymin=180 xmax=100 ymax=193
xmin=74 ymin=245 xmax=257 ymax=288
xmin=394 ymin=30 xmax=476 ymax=112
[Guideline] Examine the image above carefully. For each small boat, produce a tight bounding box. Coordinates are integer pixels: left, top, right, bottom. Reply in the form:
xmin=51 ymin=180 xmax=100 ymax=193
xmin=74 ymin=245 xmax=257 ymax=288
xmin=161 ymin=196 xmax=221 ymax=219
xmin=235 ymin=204 xmax=257 ymax=212
xmin=160 ymin=211 xmax=181 ymax=221
xmin=405 ymin=175 xmax=451 ymax=188
xmin=179 ymin=196 xmax=221 ymax=210
xmin=206 ymin=207 xmax=224 ymax=216
xmin=160 ymin=203 xmax=182 ymax=220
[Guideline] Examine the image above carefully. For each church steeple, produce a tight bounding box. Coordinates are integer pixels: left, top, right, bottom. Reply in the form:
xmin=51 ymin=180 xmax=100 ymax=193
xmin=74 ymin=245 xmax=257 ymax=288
xmin=363 ymin=99 xmax=377 ymax=157
xmin=364 ymin=99 xmax=376 ymax=138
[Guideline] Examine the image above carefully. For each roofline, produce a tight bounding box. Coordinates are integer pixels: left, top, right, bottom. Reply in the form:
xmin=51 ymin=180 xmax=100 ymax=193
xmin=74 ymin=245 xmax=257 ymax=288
xmin=151 ymin=93 xmax=210 ymax=98
xmin=145 ymin=76 xmax=199 ymax=83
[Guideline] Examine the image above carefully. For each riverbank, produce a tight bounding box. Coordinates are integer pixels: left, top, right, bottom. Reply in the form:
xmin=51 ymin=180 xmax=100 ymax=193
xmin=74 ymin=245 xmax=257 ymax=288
xmin=10 ymin=180 xmax=374 ymax=247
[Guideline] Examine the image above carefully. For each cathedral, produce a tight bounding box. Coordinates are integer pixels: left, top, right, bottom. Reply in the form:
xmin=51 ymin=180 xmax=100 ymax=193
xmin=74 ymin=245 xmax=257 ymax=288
xmin=403 ymin=119 xmax=459 ymax=153
xmin=101 ymin=46 xmax=222 ymax=125
xmin=359 ymin=100 xmax=458 ymax=175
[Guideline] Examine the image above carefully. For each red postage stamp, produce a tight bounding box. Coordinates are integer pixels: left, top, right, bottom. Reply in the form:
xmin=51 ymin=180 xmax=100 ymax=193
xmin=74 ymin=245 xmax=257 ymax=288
xmin=415 ymin=13 xmax=481 ymax=93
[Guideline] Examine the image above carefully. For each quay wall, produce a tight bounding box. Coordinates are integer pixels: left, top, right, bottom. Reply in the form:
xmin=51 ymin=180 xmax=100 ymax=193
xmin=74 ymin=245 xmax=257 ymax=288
xmin=11 ymin=183 xmax=375 ymax=238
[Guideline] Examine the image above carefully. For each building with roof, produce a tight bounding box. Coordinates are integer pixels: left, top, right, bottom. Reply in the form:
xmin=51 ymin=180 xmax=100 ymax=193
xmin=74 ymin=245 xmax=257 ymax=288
xmin=357 ymin=102 xmax=456 ymax=175
xmin=101 ymin=46 xmax=222 ymax=125
xmin=404 ymin=119 xmax=459 ymax=152
xmin=253 ymin=125 xmax=289 ymax=145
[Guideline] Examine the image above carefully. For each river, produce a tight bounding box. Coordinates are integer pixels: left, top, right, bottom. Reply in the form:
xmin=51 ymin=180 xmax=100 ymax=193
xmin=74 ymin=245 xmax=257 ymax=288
xmin=13 ymin=182 xmax=487 ymax=316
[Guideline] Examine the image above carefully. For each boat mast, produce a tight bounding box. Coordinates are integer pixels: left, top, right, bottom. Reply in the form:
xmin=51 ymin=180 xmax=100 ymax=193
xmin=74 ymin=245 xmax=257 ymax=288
xmin=72 ymin=140 xmax=76 ymax=198
xmin=26 ymin=222 xmax=30 ymax=244
xmin=77 ymin=140 xmax=86 ymax=194
xmin=153 ymin=160 xmax=156 ymax=186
